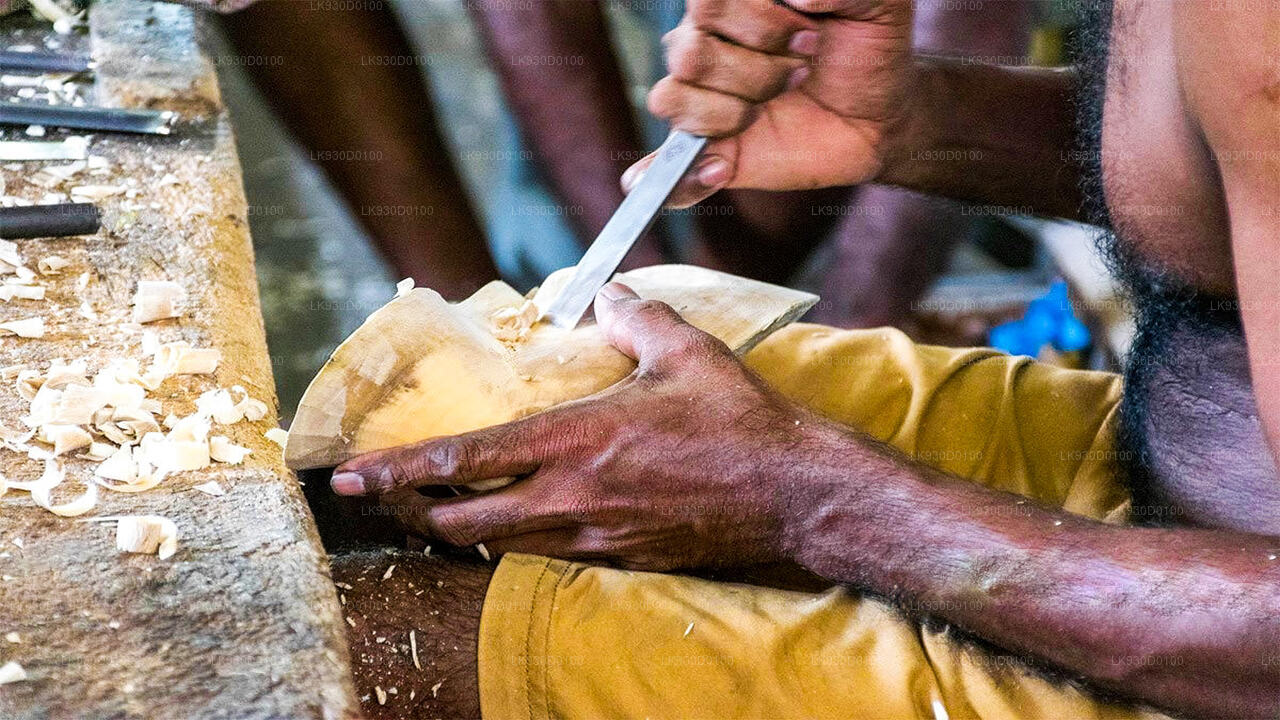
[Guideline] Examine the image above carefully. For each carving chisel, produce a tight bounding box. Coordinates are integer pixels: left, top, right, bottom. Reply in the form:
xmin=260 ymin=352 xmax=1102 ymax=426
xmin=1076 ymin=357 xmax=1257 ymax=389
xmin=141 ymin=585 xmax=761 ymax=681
xmin=0 ymin=102 xmax=175 ymax=135
xmin=540 ymin=129 xmax=706 ymax=328
xmin=0 ymin=203 xmax=100 ymax=239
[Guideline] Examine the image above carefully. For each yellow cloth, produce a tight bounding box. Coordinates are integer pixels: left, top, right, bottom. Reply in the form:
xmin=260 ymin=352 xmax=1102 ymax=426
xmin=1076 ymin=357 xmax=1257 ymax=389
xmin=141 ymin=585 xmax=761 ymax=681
xmin=478 ymin=325 xmax=1166 ymax=720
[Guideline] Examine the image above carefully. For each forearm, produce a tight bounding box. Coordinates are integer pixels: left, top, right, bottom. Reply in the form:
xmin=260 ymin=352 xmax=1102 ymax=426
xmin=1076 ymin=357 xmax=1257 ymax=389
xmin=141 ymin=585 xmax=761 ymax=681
xmin=468 ymin=1 xmax=661 ymax=264
xmin=784 ymin=427 xmax=1280 ymax=718
xmin=881 ymin=58 xmax=1085 ymax=220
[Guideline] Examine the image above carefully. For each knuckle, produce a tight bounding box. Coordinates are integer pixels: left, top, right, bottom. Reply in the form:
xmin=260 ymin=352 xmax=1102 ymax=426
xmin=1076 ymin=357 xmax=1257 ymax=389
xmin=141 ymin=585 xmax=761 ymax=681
xmin=646 ymin=81 xmax=677 ymax=118
xmin=429 ymin=507 xmax=480 ymax=547
xmin=665 ymin=37 xmax=705 ymax=83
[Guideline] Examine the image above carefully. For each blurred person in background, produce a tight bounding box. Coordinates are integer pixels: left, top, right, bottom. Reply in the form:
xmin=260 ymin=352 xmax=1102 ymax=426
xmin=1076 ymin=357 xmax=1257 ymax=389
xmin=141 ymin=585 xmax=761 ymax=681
xmin=221 ymin=0 xmax=1036 ymax=331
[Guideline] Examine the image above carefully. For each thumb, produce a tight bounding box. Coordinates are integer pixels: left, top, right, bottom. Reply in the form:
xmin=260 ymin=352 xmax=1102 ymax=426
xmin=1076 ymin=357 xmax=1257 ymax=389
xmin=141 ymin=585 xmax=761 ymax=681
xmin=594 ymin=282 xmax=726 ymax=369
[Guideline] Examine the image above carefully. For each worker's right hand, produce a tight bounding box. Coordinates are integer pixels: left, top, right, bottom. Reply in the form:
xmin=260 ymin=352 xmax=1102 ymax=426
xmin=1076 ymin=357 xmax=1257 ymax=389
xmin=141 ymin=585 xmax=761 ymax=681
xmin=626 ymin=0 xmax=917 ymax=207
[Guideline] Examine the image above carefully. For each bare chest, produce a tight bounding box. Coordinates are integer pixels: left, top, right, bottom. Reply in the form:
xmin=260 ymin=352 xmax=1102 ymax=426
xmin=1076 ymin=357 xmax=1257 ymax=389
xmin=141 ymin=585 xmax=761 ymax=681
xmin=1101 ymin=0 xmax=1235 ymax=294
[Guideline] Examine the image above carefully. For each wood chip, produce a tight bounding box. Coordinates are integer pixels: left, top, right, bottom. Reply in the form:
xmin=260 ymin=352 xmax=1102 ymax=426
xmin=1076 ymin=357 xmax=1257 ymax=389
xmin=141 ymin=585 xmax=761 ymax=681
xmin=193 ymin=481 xmax=225 ymax=496
xmin=130 ymin=280 xmax=186 ymax=324
xmin=410 ymin=630 xmax=421 ymax=670
xmin=115 ymin=516 xmax=178 ymax=560
xmin=0 ymin=317 xmax=45 ymax=338
xmin=382 ymin=564 xmax=395 ymax=580
xmin=375 ymin=686 xmax=386 ymax=705
xmin=0 ymin=660 xmax=27 ymax=684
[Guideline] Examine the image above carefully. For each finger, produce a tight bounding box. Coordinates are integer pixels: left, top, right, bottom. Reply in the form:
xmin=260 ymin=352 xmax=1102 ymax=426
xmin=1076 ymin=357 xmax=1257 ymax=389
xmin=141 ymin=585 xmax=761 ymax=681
xmin=622 ymin=145 xmax=736 ymax=209
xmin=332 ymin=412 xmax=561 ymax=495
xmin=665 ymin=24 xmax=809 ymax=103
xmin=593 ymin=284 xmax=731 ymax=371
xmin=419 ymin=484 xmax=568 ymax=548
xmin=483 ymin=526 xmax=608 ymax=560
xmin=647 ymin=76 xmax=757 ymax=137
xmin=689 ymin=0 xmax=818 ymax=54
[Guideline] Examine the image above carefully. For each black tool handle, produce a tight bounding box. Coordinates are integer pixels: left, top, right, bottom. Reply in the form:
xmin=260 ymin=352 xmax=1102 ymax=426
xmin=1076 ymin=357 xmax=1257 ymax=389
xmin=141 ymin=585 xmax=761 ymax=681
xmin=0 ymin=203 xmax=101 ymax=239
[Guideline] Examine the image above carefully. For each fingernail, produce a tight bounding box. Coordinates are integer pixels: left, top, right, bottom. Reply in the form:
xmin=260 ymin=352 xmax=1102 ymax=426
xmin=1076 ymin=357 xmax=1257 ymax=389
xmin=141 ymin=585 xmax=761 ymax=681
xmin=696 ymin=157 xmax=730 ymax=187
xmin=786 ymin=65 xmax=811 ymax=90
xmin=789 ymin=29 xmax=820 ymax=56
xmin=621 ymin=165 xmax=645 ymax=192
xmin=599 ymin=281 xmax=638 ymax=302
xmin=331 ymin=471 xmax=366 ymax=496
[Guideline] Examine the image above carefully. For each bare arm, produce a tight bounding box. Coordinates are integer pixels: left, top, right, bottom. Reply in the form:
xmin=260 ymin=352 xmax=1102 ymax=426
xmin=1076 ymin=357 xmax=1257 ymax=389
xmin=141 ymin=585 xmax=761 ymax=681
xmin=467 ymin=0 xmax=663 ymax=266
xmin=334 ymin=284 xmax=1280 ymax=720
xmin=637 ymin=0 xmax=1085 ymax=220
xmin=785 ymin=430 xmax=1280 ymax=719
xmin=882 ymin=59 xmax=1084 ymax=220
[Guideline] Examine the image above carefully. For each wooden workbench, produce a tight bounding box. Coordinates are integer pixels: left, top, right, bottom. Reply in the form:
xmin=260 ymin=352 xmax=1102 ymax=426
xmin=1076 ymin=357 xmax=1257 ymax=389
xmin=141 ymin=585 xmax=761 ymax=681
xmin=0 ymin=2 xmax=360 ymax=717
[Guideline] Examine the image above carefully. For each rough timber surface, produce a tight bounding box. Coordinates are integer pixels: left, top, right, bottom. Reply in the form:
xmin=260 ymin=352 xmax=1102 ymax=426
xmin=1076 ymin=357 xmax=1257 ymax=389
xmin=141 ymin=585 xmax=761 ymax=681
xmin=0 ymin=2 xmax=359 ymax=718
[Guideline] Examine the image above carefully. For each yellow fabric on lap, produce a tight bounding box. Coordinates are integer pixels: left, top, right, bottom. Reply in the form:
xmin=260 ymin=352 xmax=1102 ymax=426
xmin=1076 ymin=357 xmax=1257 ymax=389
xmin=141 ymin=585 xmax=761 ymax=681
xmin=478 ymin=325 xmax=1164 ymax=720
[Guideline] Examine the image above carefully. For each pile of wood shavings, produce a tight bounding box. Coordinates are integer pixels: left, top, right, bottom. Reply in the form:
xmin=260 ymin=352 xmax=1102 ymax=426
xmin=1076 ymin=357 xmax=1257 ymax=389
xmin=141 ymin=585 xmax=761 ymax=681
xmin=0 ymin=236 xmax=285 ymax=562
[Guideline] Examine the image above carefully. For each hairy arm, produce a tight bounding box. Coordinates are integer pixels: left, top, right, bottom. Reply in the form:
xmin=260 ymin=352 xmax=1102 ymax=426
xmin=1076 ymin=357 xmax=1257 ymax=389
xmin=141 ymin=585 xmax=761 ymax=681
xmin=785 ymin=429 xmax=1280 ymax=719
xmin=880 ymin=60 xmax=1084 ymax=219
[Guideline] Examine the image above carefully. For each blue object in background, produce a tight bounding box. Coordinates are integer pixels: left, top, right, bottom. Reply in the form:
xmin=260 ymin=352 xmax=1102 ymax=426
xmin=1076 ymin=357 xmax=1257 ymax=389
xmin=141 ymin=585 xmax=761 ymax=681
xmin=988 ymin=280 xmax=1092 ymax=357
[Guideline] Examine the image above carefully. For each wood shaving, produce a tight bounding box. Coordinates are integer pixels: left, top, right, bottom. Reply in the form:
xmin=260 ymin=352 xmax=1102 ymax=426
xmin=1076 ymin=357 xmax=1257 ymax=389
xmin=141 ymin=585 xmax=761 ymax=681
xmin=0 ymin=660 xmax=27 ymax=684
xmin=0 ymin=364 xmax=26 ymax=381
xmin=264 ymin=427 xmax=288 ymax=448
xmin=32 ymin=475 xmax=97 ymax=517
xmin=0 ymin=285 xmax=45 ymax=302
xmin=39 ymin=424 xmax=91 ymax=456
xmin=410 ymin=630 xmax=421 ymax=670
xmin=115 ymin=516 xmax=178 ymax=560
xmin=193 ymin=481 xmax=225 ymax=496
xmin=489 ymin=300 xmax=539 ymax=345
xmin=4 ymin=632 xmax=19 ymax=643
xmin=0 ymin=317 xmax=45 ymax=338
xmin=37 ymin=256 xmax=69 ymax=275
xmin=394 ymin=278 xmax=414 ymax=298
xmin=382 ymin=564 xmax=395 ymax=580
xmin=152 ymin=342 xmax=220 ymax=376
xmin=209 ymin=436 xmax=250 ymax=465
xmin=130 ymin=280 xmax=186 ymax=324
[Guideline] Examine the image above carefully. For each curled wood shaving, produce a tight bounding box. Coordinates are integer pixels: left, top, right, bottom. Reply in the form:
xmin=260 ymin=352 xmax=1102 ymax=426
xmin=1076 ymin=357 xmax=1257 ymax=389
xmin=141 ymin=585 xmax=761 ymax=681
xmin=32 ymin=476 xmax=97 ymax=517
xmin=489 ymin=300 xmax=539 ymax=345
xmin=130 ymin=281 xmax=186 ymax=324
xmin=115 ymin=515 xmax=178 ymax=560
xmin=394 ymin=278 xmax=415 ymax=298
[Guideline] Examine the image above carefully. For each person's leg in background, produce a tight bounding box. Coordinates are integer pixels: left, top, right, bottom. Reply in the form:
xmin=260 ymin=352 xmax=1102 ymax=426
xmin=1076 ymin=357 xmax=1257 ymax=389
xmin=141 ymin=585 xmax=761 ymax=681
xmin=468 ymin=0 xmax=668 ymax=290
xmin=221 ymin=1 xmax=497 ymax=300
xmin=806 ymin=0 xmax=1036 ymax=328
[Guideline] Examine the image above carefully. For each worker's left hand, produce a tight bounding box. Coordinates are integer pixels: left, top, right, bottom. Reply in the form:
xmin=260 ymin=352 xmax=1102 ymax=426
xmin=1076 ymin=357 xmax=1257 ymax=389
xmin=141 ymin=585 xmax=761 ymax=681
xmin=331 ymin=282 xmax=851 ymax=571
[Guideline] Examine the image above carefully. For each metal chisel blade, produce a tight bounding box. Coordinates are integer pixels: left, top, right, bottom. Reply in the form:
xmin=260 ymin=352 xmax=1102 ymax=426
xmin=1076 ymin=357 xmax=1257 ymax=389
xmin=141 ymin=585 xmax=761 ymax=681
xmin=540 ymin=129 xmax=706 ymax=329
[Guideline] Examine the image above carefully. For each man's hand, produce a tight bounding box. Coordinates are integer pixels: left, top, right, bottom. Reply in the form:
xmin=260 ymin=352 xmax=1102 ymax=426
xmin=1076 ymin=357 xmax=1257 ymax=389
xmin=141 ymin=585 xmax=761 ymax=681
xmin=330 ymin=282 xmax=847 ymax=571
xmin=628 ymin=0 xmax=918 ymax=207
